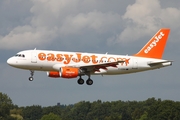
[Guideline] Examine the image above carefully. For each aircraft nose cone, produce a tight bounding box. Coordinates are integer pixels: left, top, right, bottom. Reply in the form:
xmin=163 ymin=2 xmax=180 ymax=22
xmin=7 ymin=58 xmax=11 ymax=65
xmin=7 ymin=57 xmax=15 ymax=66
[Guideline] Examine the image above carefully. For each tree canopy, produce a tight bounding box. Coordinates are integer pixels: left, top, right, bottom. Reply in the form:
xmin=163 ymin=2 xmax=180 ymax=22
xmin=1 ymin=92 xmax=180 ymax=120
xmin=0 ymin=92 xmax=15 ymax=120
xmin=41 ymin=113 xmax=62 ymax=120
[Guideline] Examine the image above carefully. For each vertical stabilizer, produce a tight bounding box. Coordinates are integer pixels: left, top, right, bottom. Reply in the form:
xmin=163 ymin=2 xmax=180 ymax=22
xmin=134 ymin=28 xmax=170 ymax=59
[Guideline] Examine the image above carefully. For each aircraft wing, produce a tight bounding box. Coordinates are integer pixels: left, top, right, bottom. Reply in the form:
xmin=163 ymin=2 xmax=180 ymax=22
xmin=148 ymin=60 xmax=173 ymax=66
xmin=78 ymin=60 xmax=125 ymax=71
xmin=52 ymin=60 xmax=125 ymax=71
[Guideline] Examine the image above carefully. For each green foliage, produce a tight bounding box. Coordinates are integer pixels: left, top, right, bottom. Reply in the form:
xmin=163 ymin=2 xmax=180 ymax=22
xmin=70 ymin=101 xmax=91 ymax=120
xmin=10 ymin=108 xmax=23 ymax=120
xmin=139 ymin=111 xmax=148 ymax=120
xmin=42 ymin=106 xmax=61 ymax=116
xmin=11 ymin=114 xmax=23 ymax=120
xmin=10 ymin=108 xmax=22 ymax=115
xmin=0 ymin=92 xmax=15 ymax=120
xmin=1 ymin=92 xmax=180 ymax=120
xmin=22 ymin=105 xmax=42 ymax=120
xmin=58 ymin=99 xmax=180 ymax=120
xmin=41 ymin=113 xmax=62 ymax=120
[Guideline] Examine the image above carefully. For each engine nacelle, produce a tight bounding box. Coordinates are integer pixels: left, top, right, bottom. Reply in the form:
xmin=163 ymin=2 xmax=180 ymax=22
xmin=47 ymin=67 xmax=80 ymax=78
xmin=47 ymin=71 xmax=60 ymax=78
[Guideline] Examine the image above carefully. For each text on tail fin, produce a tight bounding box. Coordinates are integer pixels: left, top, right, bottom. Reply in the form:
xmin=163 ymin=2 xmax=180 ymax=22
xmin=134 ymin=28 xmax=170 ymax=59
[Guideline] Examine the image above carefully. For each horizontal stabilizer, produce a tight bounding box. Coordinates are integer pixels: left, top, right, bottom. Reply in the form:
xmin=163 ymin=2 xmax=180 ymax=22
xmin=148 ymin=60 xmax=173 ymax=66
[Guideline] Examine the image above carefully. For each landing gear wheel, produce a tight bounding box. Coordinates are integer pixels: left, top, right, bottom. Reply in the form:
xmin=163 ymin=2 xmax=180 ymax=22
xmin=86 ymin=79 xmax=93 ymax=85
xmin=29 ymin=70 xmax=34 ymax=81
xmin=29 ymin=77 xmax=33 ymax=81
xmin=77 ymin=78 xmax=84 ymax=85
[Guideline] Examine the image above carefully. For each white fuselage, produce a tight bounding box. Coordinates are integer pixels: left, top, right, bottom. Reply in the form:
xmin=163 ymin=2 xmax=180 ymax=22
xmin=7 ymin=50 xmax=172 ymax=75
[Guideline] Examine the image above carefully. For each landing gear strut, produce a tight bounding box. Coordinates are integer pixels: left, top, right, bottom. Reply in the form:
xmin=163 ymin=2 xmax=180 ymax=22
xmin=86 ymin=73 xmax=93 ymax=85
xmin=29 ymin=70 xmax=34 ymax=81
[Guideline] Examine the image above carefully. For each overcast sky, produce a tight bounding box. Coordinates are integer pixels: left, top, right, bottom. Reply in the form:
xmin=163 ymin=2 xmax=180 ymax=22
xmin=1 ymin=0 xmax=180 ymax=106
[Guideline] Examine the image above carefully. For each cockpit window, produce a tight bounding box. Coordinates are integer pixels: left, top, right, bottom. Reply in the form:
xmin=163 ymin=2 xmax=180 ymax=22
xmin=14 ymin=54 xmax=25 ymax=57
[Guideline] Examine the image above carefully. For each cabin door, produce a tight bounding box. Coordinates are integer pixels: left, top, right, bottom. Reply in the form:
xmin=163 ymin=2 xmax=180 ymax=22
xmin=31 ymin=51 xmax=37 ymax=63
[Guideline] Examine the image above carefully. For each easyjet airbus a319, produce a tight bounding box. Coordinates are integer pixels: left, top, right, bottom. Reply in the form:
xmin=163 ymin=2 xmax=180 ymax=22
xmin=7 ymin=28 xmax=172 ymax=85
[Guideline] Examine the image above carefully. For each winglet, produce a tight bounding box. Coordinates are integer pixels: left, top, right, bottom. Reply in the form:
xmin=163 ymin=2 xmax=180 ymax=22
xmin=134 ymin=28 xmax=170 ymax=59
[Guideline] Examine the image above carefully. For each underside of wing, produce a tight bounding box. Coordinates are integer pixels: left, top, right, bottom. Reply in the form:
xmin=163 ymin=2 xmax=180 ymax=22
xmin=79 ymin=60 xmax=125 ymax=72
xmin=52 ymin=60 xmax=125 ymax=72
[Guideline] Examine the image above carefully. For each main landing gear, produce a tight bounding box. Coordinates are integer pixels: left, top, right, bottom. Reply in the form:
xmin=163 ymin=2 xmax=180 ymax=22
xmin=29 ymin=70 xmax=34 ymax=81
xmin=77 ymin=76 xmax=93 ymax=85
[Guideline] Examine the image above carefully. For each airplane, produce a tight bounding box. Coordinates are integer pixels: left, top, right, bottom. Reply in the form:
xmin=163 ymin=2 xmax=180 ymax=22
xmin=7 ymin=28 xmax=172 ymax=85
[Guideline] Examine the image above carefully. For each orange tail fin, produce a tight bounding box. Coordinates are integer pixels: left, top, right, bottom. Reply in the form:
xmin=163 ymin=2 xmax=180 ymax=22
xmin=134 ymin=28 xmax=170 ymax=59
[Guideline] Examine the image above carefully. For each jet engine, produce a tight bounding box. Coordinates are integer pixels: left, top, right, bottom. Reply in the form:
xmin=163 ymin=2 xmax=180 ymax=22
xmin=47 ymin=67 xmax=80 ymax=78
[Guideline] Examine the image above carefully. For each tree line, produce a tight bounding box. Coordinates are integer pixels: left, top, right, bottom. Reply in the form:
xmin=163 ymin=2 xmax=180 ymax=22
xmin=1 ymin=92 xmax=180 ymax=120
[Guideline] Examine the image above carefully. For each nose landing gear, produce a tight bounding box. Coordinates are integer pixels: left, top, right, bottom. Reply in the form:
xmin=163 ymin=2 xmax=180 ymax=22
xmin=29 ymin=70 xmax=34 ymax=81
